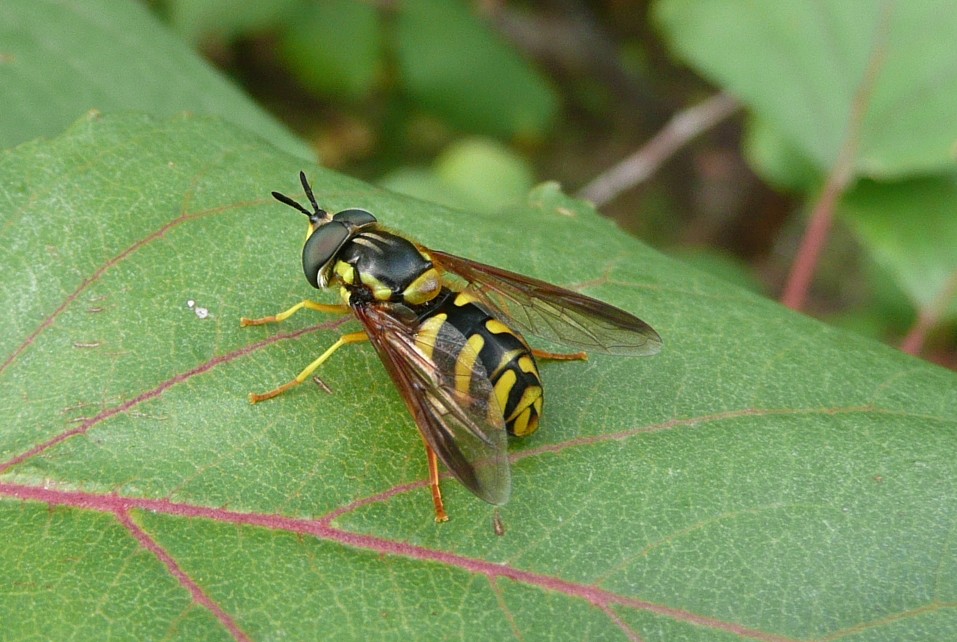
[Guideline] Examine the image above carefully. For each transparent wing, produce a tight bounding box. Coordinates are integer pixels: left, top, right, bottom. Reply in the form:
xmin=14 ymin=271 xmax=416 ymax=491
xmin=352 ymin=304 xmax=511 ymax=505
xmin=429 ymin=250 xmax=662 ymax=355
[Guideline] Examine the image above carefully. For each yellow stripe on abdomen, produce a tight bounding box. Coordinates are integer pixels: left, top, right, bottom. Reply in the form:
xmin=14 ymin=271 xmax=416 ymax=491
xmin=415 ymin=313 xmax=447 ymax=359
xmin=492 ymin=369 xmax=517 ymax=416
xmin=454 ymin=333 xmax=485 ymax=395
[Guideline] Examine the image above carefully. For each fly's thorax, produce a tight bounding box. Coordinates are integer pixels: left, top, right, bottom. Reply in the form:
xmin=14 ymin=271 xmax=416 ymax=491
xmin=332 ymin=229 xmax=441 ymax=305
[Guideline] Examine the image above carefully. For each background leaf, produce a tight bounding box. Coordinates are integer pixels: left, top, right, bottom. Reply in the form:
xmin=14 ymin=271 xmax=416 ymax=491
xmin=655 ymin=0 xmax=957 ymax=178
xmin=379 ymin=137 xmax=535 ymax=212
xmin=394 ymin=0 xmax=558 ymax=139
xmin=2 ymin=113 xmax=956 ymax=640
xmin=278 ymin=0 xmax=382 ymax=101
xmin=841 ymin=176 xmax=957 ymax=320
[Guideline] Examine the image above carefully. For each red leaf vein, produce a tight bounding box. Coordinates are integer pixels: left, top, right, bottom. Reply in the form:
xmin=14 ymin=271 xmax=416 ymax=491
xmin=0 ymin=482 xmax=797 ymax=641
xmin=116 ymin=509 xmax=252 ymax=642
xmin=0 ymin=322 xmax=330 ymax=474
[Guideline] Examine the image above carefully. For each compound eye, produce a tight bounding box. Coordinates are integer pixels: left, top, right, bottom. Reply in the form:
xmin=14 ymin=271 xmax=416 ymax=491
xmin=302 ymin=222 xmax=350 ymax=289
xmin=333 ymin=208 xmax=377 ymax=229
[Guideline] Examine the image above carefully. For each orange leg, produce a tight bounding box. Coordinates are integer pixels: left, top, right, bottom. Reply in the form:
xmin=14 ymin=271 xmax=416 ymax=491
xmin=531 ymin=348 xmax=588 ymax=361
xmin=425 ymin=445 xmax=449 ymax=523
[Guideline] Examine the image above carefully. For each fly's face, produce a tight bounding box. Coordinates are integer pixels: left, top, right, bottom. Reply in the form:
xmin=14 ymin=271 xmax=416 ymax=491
xmin=301 ymin=208 xmax=377 ymax=289
xmin=271 ymin=172 xmax=376 ymax=289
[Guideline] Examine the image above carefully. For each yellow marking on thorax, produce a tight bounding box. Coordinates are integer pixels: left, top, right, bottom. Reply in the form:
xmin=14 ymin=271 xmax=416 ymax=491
xmin=402 ymin=267 xmax=441 ymax=305
xmin=359 ymin=271 xmax=394 ymax=301
xmin=334 ymin=260 xmax=356 ymax=285
xmin=351 ymin=236 xmax=385 ymax=254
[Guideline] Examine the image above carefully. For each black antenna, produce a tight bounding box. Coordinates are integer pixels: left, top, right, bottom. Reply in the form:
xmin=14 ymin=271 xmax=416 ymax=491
xmin=271 ymin=171 xmax=329 ymax=225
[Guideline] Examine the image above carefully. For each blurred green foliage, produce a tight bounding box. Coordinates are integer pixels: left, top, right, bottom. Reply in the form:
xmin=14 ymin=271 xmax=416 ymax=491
xmin=379 ymin=137 xmax=535 ymax=212
xmin=2 ymin=0 xmax=954 ymax=361
xmin=163 ymin=0 xmax=556 ymax=139
xmin=656 ymin=0 xmax=957 ymax=360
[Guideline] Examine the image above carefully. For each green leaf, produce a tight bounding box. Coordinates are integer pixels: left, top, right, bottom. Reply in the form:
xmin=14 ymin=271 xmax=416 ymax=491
xmin=279 ymin=0 xmax=382 ymax=101
xmin=164 ymin=0 xmax=299 ymax=45
xmin=742 ymin=114 xmax=823 ymax=193
xmin=2 ymin=113 xmax=957 ymax=640
xmin=841 ymin=175 xmax=957 ymax=320
xmin=394 ymin=0 xmax=558 ymax=139
xmin=0 ymin=0 xmax=309 ymax=158
xmin=656 ymin=0 xmax=957 ymax=179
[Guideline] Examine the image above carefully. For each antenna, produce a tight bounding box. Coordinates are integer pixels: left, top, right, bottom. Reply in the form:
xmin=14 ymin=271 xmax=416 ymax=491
xmin=271 ymin=171 xmax=330 ymax=225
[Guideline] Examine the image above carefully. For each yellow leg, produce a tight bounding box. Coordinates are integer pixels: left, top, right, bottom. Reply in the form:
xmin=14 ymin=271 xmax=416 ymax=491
xmin=240 ymin=300 xmax=349 ymax=327
xmin=425 ymin=445 xmax=449 ymax=523
xmin=531 ymin=348 xmax=588 ymax=362
xmin=248 ymin=331 xmax=368 ymax=403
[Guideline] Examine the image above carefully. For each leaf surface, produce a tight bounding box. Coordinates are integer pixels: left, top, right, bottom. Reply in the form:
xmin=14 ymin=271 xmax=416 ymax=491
xmin=1 ymin=113 xmax=956 ymax=640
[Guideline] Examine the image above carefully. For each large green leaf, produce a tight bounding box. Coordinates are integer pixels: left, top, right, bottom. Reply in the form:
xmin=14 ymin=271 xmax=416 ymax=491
xmin=0 ymin=0 xmax=308 ymax=158
xmin=2 ymin=113 xmax=956 ymax=640
xmin=655 ymin=0 xmax=957 ymax=179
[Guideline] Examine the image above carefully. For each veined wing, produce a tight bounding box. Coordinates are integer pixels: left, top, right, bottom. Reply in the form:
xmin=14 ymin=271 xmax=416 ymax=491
xmin=429 ymin=250 xmax=662 ymax=356
xmin=351 ymin=303 xmax=511 ymax=505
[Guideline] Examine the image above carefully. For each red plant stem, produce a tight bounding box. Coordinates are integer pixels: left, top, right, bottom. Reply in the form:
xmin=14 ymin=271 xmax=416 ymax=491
xmin=900 ymin=267 xmax=957 ymax=355
xmin=780 ymin=175 xmax=848 ymax=310
xmin=781 ymin=4 xmax=892 ymax=311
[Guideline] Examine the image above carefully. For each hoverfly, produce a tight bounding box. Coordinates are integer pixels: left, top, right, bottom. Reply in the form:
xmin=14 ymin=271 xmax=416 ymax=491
xmin=242 ymin=172 xmax=661 ymax=521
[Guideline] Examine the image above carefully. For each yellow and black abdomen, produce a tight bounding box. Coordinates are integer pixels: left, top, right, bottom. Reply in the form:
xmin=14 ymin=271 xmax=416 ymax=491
xmin=415 ymin=290 xmax=543 ymax=437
